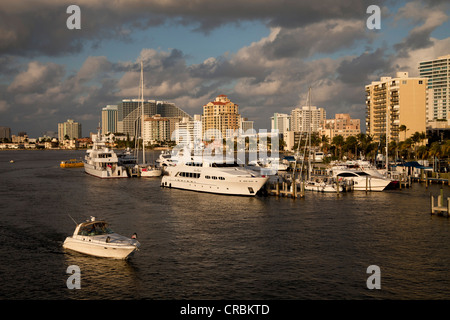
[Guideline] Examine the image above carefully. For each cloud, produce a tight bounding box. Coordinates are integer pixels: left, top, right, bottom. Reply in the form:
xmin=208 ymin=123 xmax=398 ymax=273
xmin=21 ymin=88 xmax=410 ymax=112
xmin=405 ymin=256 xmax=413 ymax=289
xmin=8 ymin=61 xmax=65 ymax=94
xmin=0 ymin=0 xmax=383 ymax=57
xmin=394 ymin=0 xmax=449 ymax=55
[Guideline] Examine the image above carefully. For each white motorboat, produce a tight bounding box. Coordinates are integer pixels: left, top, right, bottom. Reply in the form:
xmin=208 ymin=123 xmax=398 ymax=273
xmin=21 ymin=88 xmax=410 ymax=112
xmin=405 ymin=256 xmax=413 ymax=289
xmin=63 ymin=217 xmax=140 ymax=259
xmin=331 ymin=168 xmax=391 ymax=191
xmin=161 ymin=158 xmax=269 ymax=196
xmin=84 ymin=129 xmax=128 ymax=178
xmin=156 ymin=150 xmax=180 ymax=168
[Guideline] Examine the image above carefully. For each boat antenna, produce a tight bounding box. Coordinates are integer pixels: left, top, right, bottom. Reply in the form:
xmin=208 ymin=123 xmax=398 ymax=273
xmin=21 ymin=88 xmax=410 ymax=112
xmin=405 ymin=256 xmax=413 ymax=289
xmin=68 ymin=214 xmax=78 ymax=225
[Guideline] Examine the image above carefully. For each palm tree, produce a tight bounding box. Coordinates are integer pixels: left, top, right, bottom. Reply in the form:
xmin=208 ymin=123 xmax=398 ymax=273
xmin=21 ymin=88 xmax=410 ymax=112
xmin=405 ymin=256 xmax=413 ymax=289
xmin=344 ymin=136 xmax=358 ymax=159
xmin=332 ymin=135 xmax=345 ymax=159
xmin=399 ymin=124 xmax=408 ymax=141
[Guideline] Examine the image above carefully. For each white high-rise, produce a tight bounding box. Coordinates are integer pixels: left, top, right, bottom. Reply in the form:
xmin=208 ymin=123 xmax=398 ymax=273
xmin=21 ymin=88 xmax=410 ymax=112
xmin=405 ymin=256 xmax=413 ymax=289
xmin=271 ymin=113 xmax=291 ymax=134
xmin=290 ymin=106 xmax=326 ymax=133
xmin=419 ymin=54 xmax=450 ymax=128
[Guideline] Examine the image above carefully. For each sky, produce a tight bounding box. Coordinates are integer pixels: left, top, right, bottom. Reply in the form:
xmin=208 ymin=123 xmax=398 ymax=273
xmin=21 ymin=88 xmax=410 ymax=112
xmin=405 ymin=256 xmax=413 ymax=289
xmin=1 ymin=0 xmax=450 ymax=138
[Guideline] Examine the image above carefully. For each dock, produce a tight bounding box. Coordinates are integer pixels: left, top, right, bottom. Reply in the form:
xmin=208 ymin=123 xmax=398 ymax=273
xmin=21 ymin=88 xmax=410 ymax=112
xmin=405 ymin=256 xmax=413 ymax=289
xmin=430 ymin=189 xmax=449 ymax=217
xmin=265 ymin=177 xmax=305 ymax=198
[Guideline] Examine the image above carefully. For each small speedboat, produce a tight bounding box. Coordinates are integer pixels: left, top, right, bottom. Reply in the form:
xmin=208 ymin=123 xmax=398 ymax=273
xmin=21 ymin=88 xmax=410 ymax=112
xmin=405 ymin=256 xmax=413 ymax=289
xmin=63 ymin=217 xmax=140 ymax=259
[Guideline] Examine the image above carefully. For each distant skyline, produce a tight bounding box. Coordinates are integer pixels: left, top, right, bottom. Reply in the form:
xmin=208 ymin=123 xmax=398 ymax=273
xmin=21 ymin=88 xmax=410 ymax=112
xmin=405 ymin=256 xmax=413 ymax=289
xmin=1 ymin=0 xmax=450 ymax=137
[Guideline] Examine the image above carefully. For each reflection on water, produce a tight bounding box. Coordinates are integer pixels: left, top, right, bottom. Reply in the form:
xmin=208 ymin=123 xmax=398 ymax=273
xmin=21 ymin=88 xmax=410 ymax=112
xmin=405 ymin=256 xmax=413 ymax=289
xmin=63 ymin=250 xmax=139 ymax=300
xmin=1 ymin=150 xmax=450 ymax=300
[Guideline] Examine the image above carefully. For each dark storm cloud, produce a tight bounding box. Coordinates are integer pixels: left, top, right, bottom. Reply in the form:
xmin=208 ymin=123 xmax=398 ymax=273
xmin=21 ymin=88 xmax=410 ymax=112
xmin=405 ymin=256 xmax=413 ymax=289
xmin=337 ymin=48 xmax=391 ymax=85
xmin=0 ymin=0 xmax=384 ymax=57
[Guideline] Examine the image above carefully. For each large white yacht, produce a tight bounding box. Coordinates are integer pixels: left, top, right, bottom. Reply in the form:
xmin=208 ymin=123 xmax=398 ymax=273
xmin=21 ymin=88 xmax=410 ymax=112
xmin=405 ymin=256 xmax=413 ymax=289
xmin=84 ymin=129 xmax=128 ymax=178
xmin=161 ymin=158 xmax=269 ymax=196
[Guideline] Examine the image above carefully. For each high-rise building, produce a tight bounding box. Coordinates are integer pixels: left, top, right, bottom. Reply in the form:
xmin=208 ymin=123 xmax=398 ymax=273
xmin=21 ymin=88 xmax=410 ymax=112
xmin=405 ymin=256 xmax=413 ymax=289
xmin=101 ymin=105 xmax=118 ymax=135
xmin=0 ymin=126 xmax=11 ymax=141
xmin=320 ymin=113 xmax=361 ymax=140
xmin=117 ymin=99 xmax=157 ymax=137
xmin=58 ymin=119 xmax=82 ymax=141
xmin=142 ymin=115 xmax=171 ymax=144
xmin=240 ymin=117 xmax=254 ymax=134
xmin=117 ymin=99 xmax=191 ymax=137
xmin=202 ymin=95 xmax=241 ymax=139
xmin=365 ymin=72 xmax=427 ymax=142
xmin=290 ymin=106 xmax=326 ymax=133
xmin=174 ymin=115 xmax=202 ymax=146
xmin=270 ymin=113 xmax=291 ymax=134
xmin=418 ymin=54 xmax=450 ymax=128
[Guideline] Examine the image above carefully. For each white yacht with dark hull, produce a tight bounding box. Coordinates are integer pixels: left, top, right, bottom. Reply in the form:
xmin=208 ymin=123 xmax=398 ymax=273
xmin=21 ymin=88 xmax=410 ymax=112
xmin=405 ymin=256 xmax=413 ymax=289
xmin=84 ymin=129 xmax=128 ymax=178
xmin=161 ymin=159 xmax=269 ymax=196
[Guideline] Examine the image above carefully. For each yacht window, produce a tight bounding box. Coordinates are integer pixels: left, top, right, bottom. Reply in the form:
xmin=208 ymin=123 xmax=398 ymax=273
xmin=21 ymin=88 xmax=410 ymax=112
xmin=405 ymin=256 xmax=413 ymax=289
xmin=212 ymin=162 xmax=239 ymax=167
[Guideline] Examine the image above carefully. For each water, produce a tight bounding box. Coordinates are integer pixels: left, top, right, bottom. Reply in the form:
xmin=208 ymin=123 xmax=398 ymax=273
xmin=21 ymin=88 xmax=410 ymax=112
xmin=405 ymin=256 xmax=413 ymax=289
xmin=1 ymin=150 xmax=450 ymax=301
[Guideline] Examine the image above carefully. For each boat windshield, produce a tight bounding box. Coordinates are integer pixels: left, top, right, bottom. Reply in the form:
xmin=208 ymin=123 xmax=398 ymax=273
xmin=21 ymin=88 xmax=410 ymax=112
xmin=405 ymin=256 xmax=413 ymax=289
xmin=78 ymin=222 xmax=114 ymax=236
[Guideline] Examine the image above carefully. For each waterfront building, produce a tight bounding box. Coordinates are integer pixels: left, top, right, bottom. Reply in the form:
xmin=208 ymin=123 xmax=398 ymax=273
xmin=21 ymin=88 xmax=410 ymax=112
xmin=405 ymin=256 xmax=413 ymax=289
xmin=174 ymin=115 xmax=202 ymax=146
xmin=290 ymin=106 xmax=326 ymax=133
xmin=365 ymin=72 xmax=427 ymax=143
xmin=418 ymin=54 xmax=450 ymax=129
xmin=143 ymin=115 xmax=171 ymax=144
xmin=0 ymin=126 xmax=11 ymax=141
xmin=202 ymin=95 xmax=241 ymax=139
xmin=117 ymin=99 xmax=157 ymax=137
xmin=240 ymin=118 xmax=254 ymax=134
xmin=271 ymin=113 xmax=291 ymax=134
xmin=117 ymin=99 xmax=191 ymax=138
xmin=320 ymin=113 xmax=361 ymax=140
xmin=58 ymin=119 xmax=82 ymax=142
xmin=101 ymin=105 xmax=118 ymax=135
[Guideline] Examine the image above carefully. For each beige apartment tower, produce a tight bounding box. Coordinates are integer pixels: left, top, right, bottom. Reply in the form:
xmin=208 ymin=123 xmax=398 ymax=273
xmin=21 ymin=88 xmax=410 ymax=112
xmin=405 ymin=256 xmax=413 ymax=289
xmin=202 ymin=95 xmax=241 ymax=139
xmin=365 ymin=72 xmax=427 ymax=143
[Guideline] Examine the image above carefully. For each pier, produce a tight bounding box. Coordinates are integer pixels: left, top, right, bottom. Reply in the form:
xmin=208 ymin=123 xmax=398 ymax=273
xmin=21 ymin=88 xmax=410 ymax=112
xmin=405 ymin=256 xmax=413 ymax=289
xmin=266 ymin=177 xmax=305 ymax=198
xmin=430 ymin=189 xmax=450 ymax=217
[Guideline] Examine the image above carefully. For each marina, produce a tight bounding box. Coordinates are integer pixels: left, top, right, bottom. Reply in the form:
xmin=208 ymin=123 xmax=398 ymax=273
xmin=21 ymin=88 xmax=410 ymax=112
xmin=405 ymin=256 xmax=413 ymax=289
xmin=1 ymin=149 xmax=450 ymax=301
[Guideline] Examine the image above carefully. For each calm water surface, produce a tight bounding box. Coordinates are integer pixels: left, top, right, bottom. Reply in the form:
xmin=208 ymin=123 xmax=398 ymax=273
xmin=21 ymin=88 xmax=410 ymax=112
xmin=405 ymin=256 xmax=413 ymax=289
xmin=1 ymin=150 xmax=449 ymax=300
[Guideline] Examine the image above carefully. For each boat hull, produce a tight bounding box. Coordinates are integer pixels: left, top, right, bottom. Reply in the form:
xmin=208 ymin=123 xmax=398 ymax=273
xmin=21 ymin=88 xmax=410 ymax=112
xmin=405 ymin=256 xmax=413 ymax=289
xmin=63 ymin=237 xmax=138 ymax=259
xmin=140 ymin=167 xmax=162 ymax=177
xmin=339 ymin=177 xmax=390 ymax=191
xmin=161 ymin=175 xmax=268 ymax=196
xmin=84 ymin=162 xmax=128 ymax=178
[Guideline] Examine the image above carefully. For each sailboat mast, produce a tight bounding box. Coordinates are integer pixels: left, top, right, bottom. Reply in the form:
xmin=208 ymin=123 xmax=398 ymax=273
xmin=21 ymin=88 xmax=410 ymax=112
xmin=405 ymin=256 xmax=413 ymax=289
xmin=308 ymin=87 xmax=311 ymax=181
xmin=140 ymin=61 xmax=145 ymax=164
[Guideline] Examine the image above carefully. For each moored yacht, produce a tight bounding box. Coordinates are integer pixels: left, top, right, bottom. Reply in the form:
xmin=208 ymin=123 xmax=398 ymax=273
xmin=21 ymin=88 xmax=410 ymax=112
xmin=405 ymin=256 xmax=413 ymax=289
xmin=330 ymin=168 xmax=391 ymax=191
xmin=161 ymin=158 xmax=269 ymax=196
xmin=84 ymin=129 xmax=128 ymax=178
